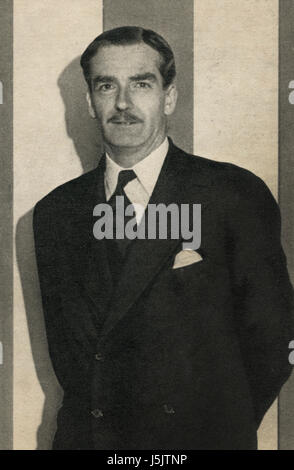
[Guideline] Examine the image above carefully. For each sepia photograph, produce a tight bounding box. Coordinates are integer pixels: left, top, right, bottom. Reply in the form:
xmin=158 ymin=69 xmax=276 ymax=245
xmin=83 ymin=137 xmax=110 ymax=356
xmin=0 ymin=0 xmax=293 ymax=453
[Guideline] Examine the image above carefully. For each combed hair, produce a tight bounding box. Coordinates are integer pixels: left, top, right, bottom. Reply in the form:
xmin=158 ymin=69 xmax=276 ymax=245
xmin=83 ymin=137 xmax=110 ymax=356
xmin=80 ymin=26 xmax=176 ymax=89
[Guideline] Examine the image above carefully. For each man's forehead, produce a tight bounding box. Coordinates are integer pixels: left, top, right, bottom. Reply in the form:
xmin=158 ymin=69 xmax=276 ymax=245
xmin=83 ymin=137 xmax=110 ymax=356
xmin=88 ymin=43 xmax=161 ymax=76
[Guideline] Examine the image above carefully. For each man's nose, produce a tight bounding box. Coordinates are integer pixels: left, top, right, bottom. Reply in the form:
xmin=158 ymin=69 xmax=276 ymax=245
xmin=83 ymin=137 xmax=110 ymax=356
xmin=115 ymin=86 xmax=131 ymax=111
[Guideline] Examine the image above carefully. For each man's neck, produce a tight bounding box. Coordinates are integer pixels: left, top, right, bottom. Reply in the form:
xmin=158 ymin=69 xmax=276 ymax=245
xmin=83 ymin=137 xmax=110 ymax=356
xmin=104 ymin=133 xmax=167 ymax=168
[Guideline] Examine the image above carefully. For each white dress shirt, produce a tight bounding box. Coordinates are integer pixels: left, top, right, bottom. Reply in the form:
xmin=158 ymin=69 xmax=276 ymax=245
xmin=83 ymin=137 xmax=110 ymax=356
xmin=104 ymin=138 xmax=169 ymax=224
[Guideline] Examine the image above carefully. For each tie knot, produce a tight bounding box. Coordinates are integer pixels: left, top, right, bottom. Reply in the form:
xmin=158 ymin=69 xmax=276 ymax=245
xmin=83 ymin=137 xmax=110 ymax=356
xmin=116 ymin=169 xmax=136 ymax=192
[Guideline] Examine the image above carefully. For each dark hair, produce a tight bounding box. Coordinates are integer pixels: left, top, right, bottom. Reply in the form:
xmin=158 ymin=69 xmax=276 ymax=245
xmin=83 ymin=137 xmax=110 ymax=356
xmin=80 ymin=26 xmax=176 ymax=89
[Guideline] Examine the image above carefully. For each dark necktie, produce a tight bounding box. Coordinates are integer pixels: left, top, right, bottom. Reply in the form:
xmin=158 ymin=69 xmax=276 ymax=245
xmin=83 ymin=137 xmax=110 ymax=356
xmin=108 ymin=169 xmax=137 ymax=207
xmin=107 ymin=169 xmax=137 ymax=282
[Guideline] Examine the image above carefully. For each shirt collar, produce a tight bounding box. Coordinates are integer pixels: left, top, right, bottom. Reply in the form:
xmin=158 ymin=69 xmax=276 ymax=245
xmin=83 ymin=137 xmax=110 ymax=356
xmin=105 ymin=137 xmax=169 ymax=198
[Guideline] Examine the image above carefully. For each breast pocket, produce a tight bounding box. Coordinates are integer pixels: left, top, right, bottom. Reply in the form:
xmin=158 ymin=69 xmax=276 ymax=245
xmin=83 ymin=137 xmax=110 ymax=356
xmin=171 ymin=257 xmax=213 ymax=285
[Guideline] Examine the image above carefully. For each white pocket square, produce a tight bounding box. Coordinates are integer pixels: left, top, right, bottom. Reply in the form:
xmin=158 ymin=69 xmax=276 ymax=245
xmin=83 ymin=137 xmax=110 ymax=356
xmin=172 ymin=250 xmax=203 ymax=269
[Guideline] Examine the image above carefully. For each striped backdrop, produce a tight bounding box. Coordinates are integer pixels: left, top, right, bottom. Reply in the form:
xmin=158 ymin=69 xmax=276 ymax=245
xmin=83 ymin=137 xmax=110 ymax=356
xmin=0 ymin=0 xmax=292 ymax=450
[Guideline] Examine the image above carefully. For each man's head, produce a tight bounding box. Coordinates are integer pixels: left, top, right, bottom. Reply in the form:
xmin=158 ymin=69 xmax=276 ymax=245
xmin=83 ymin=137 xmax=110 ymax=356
xmin=80 ymin=26 xmax=178 ymax=162
xmin=81 ymin=26 xmax=176 ymax=91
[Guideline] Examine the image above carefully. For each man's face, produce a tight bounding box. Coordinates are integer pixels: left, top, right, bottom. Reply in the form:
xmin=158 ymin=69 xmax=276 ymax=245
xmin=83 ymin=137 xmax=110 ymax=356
xmin=86 ymin=43 xmax=177 ymax=152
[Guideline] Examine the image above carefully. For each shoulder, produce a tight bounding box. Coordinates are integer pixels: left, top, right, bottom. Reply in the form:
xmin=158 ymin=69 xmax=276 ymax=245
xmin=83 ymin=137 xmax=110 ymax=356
xmin=173 ymin=143 xmax=278 ymax=213
xmin=179 ymin=149 xmax=282 ymax=251
xmin=33 ymin=167 xmax=98 ymax=217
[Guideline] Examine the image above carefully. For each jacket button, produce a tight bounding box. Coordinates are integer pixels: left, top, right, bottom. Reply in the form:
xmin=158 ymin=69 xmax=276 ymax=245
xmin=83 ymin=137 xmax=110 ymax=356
xmin=91 ymin=408 xmax=104 ymax=418
xmin=95 ymin=352 xmax=104 ymax=361
xmin=163 ymin=404 xmax=175 ymax=414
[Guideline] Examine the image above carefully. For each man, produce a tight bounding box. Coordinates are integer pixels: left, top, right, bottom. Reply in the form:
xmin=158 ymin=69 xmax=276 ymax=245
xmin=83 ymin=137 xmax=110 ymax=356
xmin=33 ymin=26 xmax=294 ymax=450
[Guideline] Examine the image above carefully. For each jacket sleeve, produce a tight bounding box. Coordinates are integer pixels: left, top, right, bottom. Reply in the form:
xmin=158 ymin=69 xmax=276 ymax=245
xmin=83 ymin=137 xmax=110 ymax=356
xmin=228 ymin=172 xmax=294 ymax=427
xmin=33 ymin=199 xmax=72 ymax=392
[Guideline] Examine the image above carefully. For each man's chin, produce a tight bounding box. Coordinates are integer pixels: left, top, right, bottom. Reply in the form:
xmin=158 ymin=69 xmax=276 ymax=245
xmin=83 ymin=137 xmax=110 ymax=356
xmin=105 ymin=135 xmax=146 ymax=149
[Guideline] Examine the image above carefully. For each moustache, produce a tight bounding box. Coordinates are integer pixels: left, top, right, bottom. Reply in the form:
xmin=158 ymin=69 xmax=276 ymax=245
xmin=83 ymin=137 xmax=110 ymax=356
xmin=108 ymin=112 xmax=143 ymax=124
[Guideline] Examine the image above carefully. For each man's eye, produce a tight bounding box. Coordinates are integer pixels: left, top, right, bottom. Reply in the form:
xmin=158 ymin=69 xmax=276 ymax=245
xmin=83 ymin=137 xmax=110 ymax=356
xmin=134 ymin=82 xmax=151 ymax=89
xmin=99 ymin=83 xmax=115 ymax=92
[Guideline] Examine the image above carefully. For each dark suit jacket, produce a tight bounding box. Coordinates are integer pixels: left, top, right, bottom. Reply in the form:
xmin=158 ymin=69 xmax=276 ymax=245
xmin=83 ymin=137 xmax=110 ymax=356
xmin=33 ymin=139 xmax=294 ymax=450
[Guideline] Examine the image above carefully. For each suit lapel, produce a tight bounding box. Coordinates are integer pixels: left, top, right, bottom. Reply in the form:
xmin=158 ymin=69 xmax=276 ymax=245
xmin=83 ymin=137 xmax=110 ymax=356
xmin=99 ymin=140 xmax=212 ymax=341
xmin=71 ymin=155 xmax=113 ymax=317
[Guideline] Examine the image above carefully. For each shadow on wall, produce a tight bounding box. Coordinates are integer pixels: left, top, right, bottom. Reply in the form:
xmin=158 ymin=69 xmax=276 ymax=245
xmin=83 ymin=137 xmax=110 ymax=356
xmin=15 ymin=57 xmax=103 ymax=449
xmin=58 ymin=57 xmax=103 ymax=174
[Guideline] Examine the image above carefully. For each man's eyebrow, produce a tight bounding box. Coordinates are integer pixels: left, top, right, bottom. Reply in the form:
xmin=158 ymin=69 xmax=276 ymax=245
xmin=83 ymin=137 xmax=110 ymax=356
xmin=129 ymin=73 xmax=158 ymax=82
xmin=91 ymin=73 xmax=158 ymax=85
xmin=92 ymin=75 xmax=116 ymax=84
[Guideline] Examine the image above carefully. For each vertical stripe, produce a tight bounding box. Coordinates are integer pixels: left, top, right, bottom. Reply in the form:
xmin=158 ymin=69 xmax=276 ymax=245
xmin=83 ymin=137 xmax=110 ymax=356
xmin=103 ymin=0 xmax=194 ymax=154
xmin=194 ymin=0 xmax=279 ymax=198
xmin=0 ymin=0 xmax=13 ymax=450
xmin=13 ymin=0 xmax=103 ymax=449
xmin=278 ymin=0 xmax=294 ymax=451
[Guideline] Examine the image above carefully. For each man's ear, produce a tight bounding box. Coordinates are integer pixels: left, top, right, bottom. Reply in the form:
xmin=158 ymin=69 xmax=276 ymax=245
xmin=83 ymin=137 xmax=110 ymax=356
xmin=164 ymin=83 xmax=178 ymax=116
xmin=86 ymin=91 xmax=96 ymax=119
